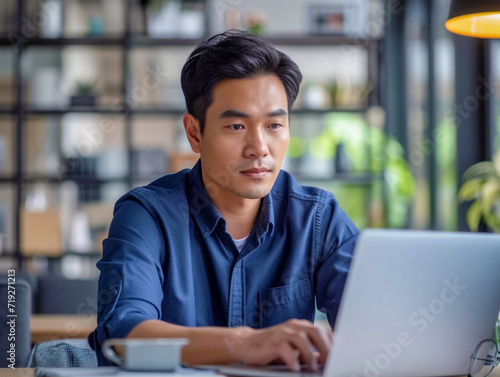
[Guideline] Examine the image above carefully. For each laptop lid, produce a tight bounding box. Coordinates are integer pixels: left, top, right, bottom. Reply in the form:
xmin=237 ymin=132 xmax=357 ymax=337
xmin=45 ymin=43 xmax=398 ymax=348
xmin=327 ymin=229 xmax=500 ymax=377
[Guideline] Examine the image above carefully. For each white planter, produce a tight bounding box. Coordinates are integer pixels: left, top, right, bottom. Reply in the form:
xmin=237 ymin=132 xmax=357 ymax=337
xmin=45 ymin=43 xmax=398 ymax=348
xmin=147 ymin=1 xmax=181 ymax=38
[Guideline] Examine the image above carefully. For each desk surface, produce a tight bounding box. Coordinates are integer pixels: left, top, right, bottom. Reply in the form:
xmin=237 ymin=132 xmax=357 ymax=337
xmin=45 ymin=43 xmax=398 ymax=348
xmin=3 ymin=369 xmax=500 ymax=377
xmin=30 ymin=314 xmax=97 ymax=344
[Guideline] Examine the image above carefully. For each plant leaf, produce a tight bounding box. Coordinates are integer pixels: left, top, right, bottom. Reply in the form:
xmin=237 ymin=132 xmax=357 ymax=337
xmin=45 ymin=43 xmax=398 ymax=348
xmin=481 ymin=180 xmax=500 ymax=214
xmin=466 ymin=200 xmax=483 ymax=232
xmin=484 ymin=212 xmax=500 ymax=233
xmin=493 ymin=151 xmax=500 ymax=176
xmin=458 ymin=179 xmax=484 ymax=202
xmin=463 ymin=161 xmax=496 ymax=181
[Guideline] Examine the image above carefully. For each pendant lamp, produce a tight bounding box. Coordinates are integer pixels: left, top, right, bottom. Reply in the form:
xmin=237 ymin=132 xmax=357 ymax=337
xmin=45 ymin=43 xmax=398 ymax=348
xmin=445 ymin=0 xmax=500 ymax=38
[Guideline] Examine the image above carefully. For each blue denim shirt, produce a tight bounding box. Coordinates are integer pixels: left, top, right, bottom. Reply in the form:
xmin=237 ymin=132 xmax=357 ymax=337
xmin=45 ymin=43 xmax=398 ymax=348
xmin=89 ymin=160 xmax=359 ymax=366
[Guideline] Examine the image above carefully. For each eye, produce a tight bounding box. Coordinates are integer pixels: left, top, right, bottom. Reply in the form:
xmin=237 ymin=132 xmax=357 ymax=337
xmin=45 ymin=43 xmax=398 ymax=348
xmin=229 ymin=124 xmax=244 ymax=131
xmin=269 ymin=123 xmax=282 ymax=130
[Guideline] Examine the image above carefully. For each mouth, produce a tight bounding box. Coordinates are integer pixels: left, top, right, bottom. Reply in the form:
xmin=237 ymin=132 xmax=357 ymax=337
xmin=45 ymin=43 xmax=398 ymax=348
xmin=240 ymin=167 xmax=271 ymax=179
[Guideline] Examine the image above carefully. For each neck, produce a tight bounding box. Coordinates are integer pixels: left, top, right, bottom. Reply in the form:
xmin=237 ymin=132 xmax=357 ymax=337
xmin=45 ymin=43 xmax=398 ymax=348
xmin=211 ymin=195 xmax=261 ymax=239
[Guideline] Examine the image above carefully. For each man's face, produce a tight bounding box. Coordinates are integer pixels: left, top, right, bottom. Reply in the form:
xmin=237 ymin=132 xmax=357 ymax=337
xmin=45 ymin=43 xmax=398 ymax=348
xmin=187 ymin=75 xmax=290 ymax=204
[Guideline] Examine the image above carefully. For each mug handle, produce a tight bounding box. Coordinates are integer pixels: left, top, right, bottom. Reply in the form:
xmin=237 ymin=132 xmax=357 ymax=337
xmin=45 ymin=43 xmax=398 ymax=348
xmin=102 ymin=338 xmax=127 ymax=366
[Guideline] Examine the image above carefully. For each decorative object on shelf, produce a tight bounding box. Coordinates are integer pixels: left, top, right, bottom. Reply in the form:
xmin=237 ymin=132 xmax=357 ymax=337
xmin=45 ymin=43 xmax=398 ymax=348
xmin=64 ymin=157 xmax=97 ymax=178
xmin=302 ymin=83 xmax=330 ymax=109
xmin=139 ymin=0 xmax=149 ymax=34
xmin=283 ymin=136 xmax=304 ymax=175
xmin=40 ymin=0 xmax=63 ymax=38
xmin=31 ymin=67 xmax=64 ymax=108
xmin=445 ymin=0 xmax=500 ymax=39
xmin=179 ymin=0 xmax=205 ymax=38
xmin=334 ymin=142 xmax=352 ymax=173
xmin=309 ymin=3 xmax=359 ymax=36
xmin=245 ymin=11 xmax=266 ymax=36
xmin=69 ymin=208 xmax=93 ymax=253
xmin=0 ymin=202 xmax=6 ymax=253
xmin=70 ymin=80 xmax=97 ymax=107
xmin=327 ymin=79 xmax=340 ymax=106
xmin=0 ymin=232 xmax=6 ymax=255
xmin=96 ymin=147 xmax=128 ymax=180
xmin=148 ymin=0 xmax=180 ymax=37
xmin=147 ymin=0 xmax=204 ymax=38
xmin=88 ymin=16 xmax=106 ymax=36
xmin=458 ymin=150 xmax=500 ymax=233
xmin=21 ymin=209 xmax=62 ymax=256
xmin=225 ymin=8 xmax=242 ymax=30
xmin=0 ymin=136 xmax=6 ymax=173
xmin=132 ymin=149 xmax=168 ymax=177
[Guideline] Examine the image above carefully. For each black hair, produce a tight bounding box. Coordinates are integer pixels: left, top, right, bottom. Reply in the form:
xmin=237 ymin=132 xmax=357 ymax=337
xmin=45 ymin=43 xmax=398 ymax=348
xmin=181 ymin=29 xmax=302 ymax=134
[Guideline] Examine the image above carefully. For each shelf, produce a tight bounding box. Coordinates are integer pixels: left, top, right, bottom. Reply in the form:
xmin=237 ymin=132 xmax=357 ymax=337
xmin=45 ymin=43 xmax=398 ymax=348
xmin=264 ymin=35 xmax=381 ymax=46
xmin=0 ymin=35 xmax=381 ymax=48
xmin=25 ymin=106 xmax=128 ymax=115
xmin=0 ymin=106 xmax=14 ymax=115
xmin=0 ymin=175 xmax=130 ymax=184
xmin=131 ymin=107 xmax=187 ymax=116
xmin=1 ymin=175 xmax=171 ymax=184
xmin=0 ymin=176 xmax=16 ymax=183
xmin=132 ymin=107 xmax=370 ymax=116
xmin=28 ymin=251 xmax=102 ymax=258
xmin=23 ymin=175 xmax=130 ymax=184
xmin=0 ymin=251 xmax=103 ymax=258
xmin=292 ymin=107 xmax=369 ymax=114
xmin=25 ymin=106 xmax=184 ymax=116
xmin=0 ymin=106 xmax=370 ymax=116
xmin=0 ymin=36 xmax=125 ymax=47
xmin=0 ymin=36 xmax=204 ymax=48
xmin=295 ymin=173 xmax=382 ymax=185
xmin=1 ymin=3 xmax=385 ymax=270
xmin=131 ymin=35 xmax=205 ymax=47
xmin=130 ymin=34 xmax=380 ymax=47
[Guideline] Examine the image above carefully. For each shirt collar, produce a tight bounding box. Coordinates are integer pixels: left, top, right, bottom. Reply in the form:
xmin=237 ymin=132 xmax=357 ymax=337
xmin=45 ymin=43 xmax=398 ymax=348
xmin=186 ymin=160 xmax=275 ymax=240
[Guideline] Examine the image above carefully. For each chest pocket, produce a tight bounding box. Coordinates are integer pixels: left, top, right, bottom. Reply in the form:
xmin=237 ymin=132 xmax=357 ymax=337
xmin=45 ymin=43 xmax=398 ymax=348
xmin=257 ymin=278 xmax=314 ymax=328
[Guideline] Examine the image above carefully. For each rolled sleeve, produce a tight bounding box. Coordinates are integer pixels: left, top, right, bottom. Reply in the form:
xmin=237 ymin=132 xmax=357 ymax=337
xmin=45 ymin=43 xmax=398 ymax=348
xmin=91 ymin=194 xmax=165 ymax=365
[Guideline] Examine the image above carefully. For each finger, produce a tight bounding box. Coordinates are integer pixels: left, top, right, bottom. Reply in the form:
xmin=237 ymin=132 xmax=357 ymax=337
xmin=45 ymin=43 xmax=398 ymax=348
xmin=288 ymin=321 xmax=331 ymax=366
xmin=308 ymin=328 xmax=331 ymax=366
xmin=287 ymin=330 xmax=318 ymax=371
xmin=277 ymin=343 xmax=301 ymax=372
xmin=327 ymin=331 xmax=334 ymax=343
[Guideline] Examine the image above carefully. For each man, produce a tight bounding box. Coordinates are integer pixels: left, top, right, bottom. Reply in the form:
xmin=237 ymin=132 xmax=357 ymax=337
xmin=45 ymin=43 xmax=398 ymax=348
xmin=89 ymin=30 xmax=359 ymax=372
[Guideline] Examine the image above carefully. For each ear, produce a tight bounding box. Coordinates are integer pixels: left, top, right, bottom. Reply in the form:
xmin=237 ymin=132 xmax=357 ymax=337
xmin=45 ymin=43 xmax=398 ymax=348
xmin=183 ymin=113 xmax=202 ymax=153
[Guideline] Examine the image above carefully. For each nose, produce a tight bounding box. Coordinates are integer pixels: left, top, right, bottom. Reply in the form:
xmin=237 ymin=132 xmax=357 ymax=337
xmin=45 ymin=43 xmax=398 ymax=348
xmin=243 ymin=128 xmax=269 ymax=159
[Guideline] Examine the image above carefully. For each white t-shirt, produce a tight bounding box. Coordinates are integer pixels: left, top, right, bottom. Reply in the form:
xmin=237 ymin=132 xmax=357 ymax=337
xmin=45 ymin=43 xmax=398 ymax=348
xmin=232 ymin=234 xmax=249 ymax=253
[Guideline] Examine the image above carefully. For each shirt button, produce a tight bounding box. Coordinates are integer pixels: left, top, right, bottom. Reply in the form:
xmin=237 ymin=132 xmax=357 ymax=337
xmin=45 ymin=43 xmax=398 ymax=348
xmin=232 ymin=319 xmax=241 ymax=327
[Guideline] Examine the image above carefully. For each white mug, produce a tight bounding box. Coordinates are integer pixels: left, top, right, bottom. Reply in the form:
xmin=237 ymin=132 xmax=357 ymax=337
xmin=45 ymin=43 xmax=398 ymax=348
xmin=102 ymin=338 xmax=189 ymax=371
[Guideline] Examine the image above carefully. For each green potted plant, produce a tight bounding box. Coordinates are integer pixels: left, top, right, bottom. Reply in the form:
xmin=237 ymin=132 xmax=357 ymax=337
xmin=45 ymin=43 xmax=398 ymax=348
xmin=70 ymin=80 xmax=97 ymax=107
xmin=458 ymin=150 xmax=500 ymax=232
xmin=245 ymin=11 xmax=266 ymax=36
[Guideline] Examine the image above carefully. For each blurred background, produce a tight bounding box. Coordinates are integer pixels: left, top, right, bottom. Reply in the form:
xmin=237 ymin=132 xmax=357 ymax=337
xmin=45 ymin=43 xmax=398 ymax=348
xmin=0 ymin=0 xmax=499 ymax=281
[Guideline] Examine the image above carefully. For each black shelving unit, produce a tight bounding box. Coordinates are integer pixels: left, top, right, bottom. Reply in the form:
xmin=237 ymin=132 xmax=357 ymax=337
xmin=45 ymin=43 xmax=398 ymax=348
xmin=0 ymin=0 xmax=384 ymax=271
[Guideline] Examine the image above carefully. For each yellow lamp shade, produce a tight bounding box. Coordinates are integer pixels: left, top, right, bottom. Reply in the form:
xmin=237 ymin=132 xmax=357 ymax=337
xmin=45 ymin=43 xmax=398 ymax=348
xmin=445 ymin=0 xmax=500 ymax=38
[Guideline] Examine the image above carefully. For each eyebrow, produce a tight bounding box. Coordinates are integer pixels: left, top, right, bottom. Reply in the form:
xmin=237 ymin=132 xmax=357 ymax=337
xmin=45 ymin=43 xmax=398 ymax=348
xmin=219 ymin=108 xmax=288 ymax=119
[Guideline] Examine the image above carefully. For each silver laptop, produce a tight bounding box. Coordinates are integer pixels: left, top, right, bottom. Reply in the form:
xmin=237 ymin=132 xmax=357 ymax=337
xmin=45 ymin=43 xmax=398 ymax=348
xmin=204 ymin=229 xmax=500 ymax=377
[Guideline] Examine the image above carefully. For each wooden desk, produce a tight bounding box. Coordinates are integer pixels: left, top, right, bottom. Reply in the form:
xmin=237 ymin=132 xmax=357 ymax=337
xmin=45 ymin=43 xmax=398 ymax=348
xmin=1 ymin=369 xmax=34 ymax=377
xmin=30 ymin=314 xmax=97 ymax=344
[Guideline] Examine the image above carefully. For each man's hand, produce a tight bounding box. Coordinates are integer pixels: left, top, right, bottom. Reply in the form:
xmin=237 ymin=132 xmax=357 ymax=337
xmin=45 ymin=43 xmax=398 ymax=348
xmin=127 ymin=318 xmax=332 ymax=370
xmin=229 ymin=319 xmax=332 ymax=372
